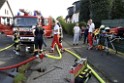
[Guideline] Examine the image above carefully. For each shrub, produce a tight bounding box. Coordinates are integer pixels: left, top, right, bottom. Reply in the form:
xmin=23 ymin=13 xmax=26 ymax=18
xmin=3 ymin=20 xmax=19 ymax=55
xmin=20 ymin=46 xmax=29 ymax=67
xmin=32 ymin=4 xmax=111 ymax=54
xmin=13 ymin=73 xmax=26 ymax=83
xmin=66 ymin=23 xmax=75 ymax=35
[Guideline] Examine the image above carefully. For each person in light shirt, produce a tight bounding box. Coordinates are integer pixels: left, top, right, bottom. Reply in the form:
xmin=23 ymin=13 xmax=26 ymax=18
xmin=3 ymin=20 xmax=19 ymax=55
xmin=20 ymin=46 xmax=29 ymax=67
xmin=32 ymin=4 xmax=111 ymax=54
xmin=73 ymin=23 xmax=81 ymax=45
xmin=87 ymin=19 xmax=95 ymax=50
xmin=50 ymin=20 xmax=64 ymax=53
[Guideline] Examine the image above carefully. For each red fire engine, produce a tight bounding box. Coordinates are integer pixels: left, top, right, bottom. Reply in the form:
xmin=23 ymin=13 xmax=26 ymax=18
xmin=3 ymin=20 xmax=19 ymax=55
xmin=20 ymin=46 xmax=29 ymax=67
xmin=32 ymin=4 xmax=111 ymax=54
xmin=0 ymin=16 xmax=13 ymax=36
xmin=110 ymin=27 xmax=124 ymax=37
xmin=12 ymin=9 xmax=53 ymax=54
xmin=13 ymin=9 xmax=53 ymax=42
xmin=0 ymin=9 xmax=53 ymax=38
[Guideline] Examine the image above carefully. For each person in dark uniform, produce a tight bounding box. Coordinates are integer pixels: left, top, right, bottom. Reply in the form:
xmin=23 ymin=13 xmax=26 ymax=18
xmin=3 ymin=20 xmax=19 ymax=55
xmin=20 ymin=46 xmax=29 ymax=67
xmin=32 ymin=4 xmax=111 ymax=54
xmin=83 ymin=25 xmax=89 ymax=44
xmin=13 ymin=27 xmax=20 ymax=55
xmin=33 ymin=23 xmax=44 ymax=56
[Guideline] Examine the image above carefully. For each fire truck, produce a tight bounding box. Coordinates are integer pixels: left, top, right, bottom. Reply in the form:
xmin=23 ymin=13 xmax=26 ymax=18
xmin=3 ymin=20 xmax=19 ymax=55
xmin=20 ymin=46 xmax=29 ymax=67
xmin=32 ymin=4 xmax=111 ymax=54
xmin=110 ymin=27 xmax=124 ymax=37
xmin=12 ymin=9 xmax=53 ymax=54
xmin=0 ymin=16 xmax=13 ymax=36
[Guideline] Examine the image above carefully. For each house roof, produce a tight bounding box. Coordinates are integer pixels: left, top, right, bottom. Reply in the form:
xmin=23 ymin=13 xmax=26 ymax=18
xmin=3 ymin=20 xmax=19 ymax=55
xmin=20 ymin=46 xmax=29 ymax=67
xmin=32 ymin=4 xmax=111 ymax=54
xmin=67 ymin=6 xmax=74 ymax=10
xmin=72 ymin=1 xmax=80 ymax=5
xmin=0 ymin=0 xmax=14 ymax=17
xmin=0 ymin=0 xmax=6 ymax=9
xmin=6 ymin=0 xmax=14 ymax=16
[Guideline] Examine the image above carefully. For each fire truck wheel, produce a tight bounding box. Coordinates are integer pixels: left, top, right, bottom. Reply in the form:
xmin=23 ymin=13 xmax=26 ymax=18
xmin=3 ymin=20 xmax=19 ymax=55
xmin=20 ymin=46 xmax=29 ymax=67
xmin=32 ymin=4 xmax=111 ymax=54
xmin=19 ymin=45 xmax=26 ymax=56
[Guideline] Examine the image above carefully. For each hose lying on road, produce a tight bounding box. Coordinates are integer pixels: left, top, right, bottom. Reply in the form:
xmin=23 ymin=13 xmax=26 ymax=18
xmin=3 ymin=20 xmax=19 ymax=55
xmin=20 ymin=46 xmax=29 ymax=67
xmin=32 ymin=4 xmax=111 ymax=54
xmin=0 ymin=54 xmax=44 ymax=71
xmin=0 ymin=44 xmax=61 ymax=70
xmin=45 ymin=45 xmax=62 ymax=60
xmin=65 ymin=49 xmax=105 ymax=83
xmin=0 ymin=44 xmax=14 ymax=52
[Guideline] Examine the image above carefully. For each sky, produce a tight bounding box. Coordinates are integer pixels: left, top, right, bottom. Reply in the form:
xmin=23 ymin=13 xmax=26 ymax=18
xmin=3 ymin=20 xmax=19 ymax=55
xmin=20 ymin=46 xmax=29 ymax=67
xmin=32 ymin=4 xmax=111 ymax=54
xmin=8 ymin=0 xmax=77 ymax=18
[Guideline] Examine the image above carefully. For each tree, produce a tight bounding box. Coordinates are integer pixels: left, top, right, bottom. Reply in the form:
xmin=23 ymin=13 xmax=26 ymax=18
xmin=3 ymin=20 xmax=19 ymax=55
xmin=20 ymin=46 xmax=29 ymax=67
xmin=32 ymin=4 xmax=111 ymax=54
xmin=89 ymin=0 xmax=112 ymax=27
xmin=90 ymin=0 xmax=112 ymax=22
xmin=79 ymin=0 xmax=90 ymax=22
xmin=111 ymin=0 xmax=124 ymax=19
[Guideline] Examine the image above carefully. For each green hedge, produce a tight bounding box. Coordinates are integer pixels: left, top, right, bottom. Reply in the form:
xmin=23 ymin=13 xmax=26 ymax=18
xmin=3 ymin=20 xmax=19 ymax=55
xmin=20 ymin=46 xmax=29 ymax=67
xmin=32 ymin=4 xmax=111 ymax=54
xmin=57 ymin=16 xmax=87 ymax=35
xmin=57 ymin=16 xmax=75 ymax=35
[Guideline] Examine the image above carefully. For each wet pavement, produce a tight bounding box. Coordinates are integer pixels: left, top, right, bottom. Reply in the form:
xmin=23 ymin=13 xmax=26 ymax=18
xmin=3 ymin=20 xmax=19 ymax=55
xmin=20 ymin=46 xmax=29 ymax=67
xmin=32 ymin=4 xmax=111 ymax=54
xmin=26 ymin=37 xmax=98 ymax=83
xmin=0 ymin=34 xmax=29 ymax=83
xmin=0 ymin=34 xmax=124 ymax=83
xmin=64 ymin=34 xmax=124 ymax=83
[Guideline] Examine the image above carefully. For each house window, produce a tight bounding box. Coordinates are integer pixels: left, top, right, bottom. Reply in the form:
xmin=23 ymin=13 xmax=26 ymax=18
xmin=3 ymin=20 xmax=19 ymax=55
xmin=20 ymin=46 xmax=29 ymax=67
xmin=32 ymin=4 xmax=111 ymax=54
xmin=5 ymin=9 xmax=6 ymax=14
xmin=7 ymin=10 xmax=9 ymax=15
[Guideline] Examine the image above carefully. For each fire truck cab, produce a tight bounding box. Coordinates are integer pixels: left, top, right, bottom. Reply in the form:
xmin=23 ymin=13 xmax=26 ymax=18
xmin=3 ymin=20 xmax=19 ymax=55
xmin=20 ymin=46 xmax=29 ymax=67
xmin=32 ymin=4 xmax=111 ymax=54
xmin=13 ymin=9 xmax=53 ymax=54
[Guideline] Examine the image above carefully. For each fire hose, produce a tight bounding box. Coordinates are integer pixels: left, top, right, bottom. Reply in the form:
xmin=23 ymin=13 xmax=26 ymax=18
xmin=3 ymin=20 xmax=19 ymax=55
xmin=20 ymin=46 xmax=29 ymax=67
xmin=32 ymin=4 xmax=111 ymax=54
xmin=0 ymin=43 xmax=105 ymax=82
xmin=0 ymin=44 xmax=14 ymax=52
xmin=45 ymin=45 xmax=62 ymax=60
xmin=65 ymin=49 xmax=105 ymax=83
xmin=0 ymin=54 xmax=44 ymax=71
xmin=0 ymin=44 xmax=62 ymax=71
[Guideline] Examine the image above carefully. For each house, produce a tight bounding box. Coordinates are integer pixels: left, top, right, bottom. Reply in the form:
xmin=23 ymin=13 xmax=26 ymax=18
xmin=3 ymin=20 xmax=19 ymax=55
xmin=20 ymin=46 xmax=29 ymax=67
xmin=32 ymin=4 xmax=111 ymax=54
xmin=72 ymin=1 xmax=80 ymax=23
xmin=66 ymin=1 xmax=80 ymax=23
xmin=0 ymin=0 xmax=13 ymax=25
xmin=66 ymin=6 xmax=74 ymax=23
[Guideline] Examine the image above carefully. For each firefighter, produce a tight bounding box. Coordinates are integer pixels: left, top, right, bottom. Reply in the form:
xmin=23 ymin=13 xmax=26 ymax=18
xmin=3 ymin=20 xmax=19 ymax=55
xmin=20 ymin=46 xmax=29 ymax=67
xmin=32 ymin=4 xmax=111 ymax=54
xmin=50 ymin=20 xmax=64 ymax=53
xmin=94 ymin=25 xmax=105 ymax=50
xmin=33 ymin=23 xmax=44 ymax=56
xmin=13 ymin=27 xmax=20 ymax=55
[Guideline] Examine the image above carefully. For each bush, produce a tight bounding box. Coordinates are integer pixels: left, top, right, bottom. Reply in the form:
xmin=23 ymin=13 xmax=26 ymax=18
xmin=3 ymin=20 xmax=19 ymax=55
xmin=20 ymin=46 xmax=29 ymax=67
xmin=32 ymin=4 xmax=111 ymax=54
xmin=66 ymin=23 xmax=75 ymax=35
xmin=57 ymin=16 xmax=67 ymax=34
xmin=13 ymin=64 xmax=29 ymax=83
xmin=13 ymin=73 xmax=26 ymax=83
xmin=57 ymin=16 xmax=76 ymax=35
xmin=79 ymin=21 xmax=87 ymax=27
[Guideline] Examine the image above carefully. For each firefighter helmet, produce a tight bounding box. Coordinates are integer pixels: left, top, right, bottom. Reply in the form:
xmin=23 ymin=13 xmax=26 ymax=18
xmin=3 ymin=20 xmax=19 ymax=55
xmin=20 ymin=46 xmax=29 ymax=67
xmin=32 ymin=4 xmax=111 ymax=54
xmin=100 ymin=25 xmax=105 ymax=29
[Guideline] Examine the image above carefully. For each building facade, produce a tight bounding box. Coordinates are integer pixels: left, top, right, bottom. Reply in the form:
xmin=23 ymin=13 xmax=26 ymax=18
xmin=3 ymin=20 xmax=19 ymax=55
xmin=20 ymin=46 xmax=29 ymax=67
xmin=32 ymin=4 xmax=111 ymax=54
xmin=0 ymin=0 xmax=13 ymax=25
xmin=66 ymin=1 xmax=80 ymax=23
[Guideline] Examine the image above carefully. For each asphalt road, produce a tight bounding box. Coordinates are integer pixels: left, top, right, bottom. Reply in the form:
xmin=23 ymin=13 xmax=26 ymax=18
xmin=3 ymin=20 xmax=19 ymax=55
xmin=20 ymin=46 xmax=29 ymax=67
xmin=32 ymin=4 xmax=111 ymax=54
xmin=1 ymin=34 xmax=124 ymax=83
xmin=0 ymin=34 xmax=29 ymax=83
xmin=64 ymin=34 xmax=124 ymax=83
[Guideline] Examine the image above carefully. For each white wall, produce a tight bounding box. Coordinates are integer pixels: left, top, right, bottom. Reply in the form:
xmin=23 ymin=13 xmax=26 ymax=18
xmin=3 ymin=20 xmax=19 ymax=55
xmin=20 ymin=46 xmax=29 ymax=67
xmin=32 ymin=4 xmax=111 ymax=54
xmin=0 ymin=1 xmax=13 ymax=17
xmin=72 ymin=12 xmax=79 ymax=23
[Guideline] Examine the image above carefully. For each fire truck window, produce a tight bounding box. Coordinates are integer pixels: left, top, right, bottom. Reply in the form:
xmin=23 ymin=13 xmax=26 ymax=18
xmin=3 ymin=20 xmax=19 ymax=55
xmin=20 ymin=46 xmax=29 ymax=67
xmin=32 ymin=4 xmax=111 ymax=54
xmin=14 ymin=17 xmax=37 ymax=27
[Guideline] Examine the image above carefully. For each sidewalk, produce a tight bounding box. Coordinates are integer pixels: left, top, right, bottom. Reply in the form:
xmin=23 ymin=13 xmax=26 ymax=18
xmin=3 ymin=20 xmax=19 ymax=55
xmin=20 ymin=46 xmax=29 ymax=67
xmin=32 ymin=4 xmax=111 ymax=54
xmin=64 ymin=34 xmax=124 ymax=83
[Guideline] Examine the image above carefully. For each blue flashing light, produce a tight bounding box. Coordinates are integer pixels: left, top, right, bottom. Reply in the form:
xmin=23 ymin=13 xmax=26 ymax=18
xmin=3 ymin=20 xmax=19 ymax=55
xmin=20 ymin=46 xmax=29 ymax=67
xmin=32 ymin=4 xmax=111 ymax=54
xmin=34 ymin=11 xmax=37 ymax=16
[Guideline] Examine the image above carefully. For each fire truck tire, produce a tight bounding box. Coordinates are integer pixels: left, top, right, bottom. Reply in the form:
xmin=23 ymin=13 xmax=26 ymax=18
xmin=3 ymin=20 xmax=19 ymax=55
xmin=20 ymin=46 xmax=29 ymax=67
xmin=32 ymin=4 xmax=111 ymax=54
xmin=29 ymin=45 xmax=34 ymax=53
xmin=19 ymin=45 xmax=26 ymax=56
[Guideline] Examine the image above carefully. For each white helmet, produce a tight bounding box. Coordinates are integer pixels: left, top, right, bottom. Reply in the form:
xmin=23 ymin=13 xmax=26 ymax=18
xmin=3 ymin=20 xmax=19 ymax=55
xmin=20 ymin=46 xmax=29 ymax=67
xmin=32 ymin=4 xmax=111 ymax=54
xmin=105 ymin=27 xmax=110 ymax=30
xmin=100 ymin=25 xmax=105 ymax=29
